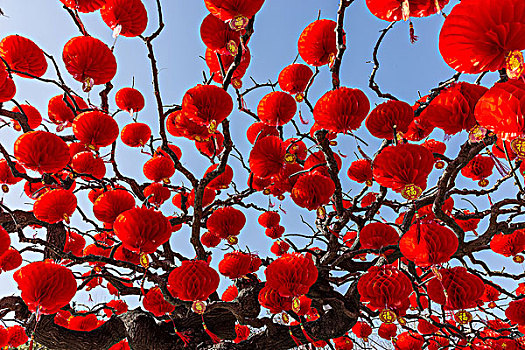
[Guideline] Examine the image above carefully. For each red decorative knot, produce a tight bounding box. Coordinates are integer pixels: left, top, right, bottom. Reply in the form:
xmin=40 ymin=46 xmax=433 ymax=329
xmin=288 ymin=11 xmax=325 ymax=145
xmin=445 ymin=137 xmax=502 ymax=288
xmin=284 ymin=153 xmax=296 ymax=164
xmin=227 ymin=235 xmax=238 ymax=245
xmin=506 ymin=50 xmax=525 ymax=79
xmin=513 ymin=255 xmax=524 ymax=263
xmin=226 ymin=40 xmax=238 ymax=56
xmin=140 ymin=253 xmax=149 ymax=268
xmin=379 ymin=309 xmax=397 ymax=324
xmin=295 ymin=93 xmax=305 ymax=103
xmin=401 ymin=184 xmax=422 ymax=200
xmin=454 ymin=310 xmax=472 ymax=324
xmin=229 ymin=15 xmax=249 ymax=31
xmin=192 ymin=300 xmax=206 ymax=314
xmin=468 ymin=125 xmax=487 ymax=143
xmin=435 ymin=160 xmax=445 ymax=169
xmin=511 ymin=137 xmax=525 ymax=158
xmin=478 ymin=179 xmax=489 ymax=187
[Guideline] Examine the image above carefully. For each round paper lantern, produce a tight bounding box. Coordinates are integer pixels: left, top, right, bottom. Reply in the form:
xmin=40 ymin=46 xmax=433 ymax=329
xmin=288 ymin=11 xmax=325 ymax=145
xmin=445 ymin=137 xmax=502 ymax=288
xmin=283 ymin=138 xmax=307 ymax=163
xmin=304 ymin=150 xmax=342 ymax=177
xmin=439 ymin=0 xmax=525 ymax=74
xmin=7 ymin=325 xmax=28 ymax=348
xmin=0 ymin=248 xmax=22 ymax=272
xmin=265 ymin=253 xmax=318 ymax=297
xmin=0 ymin=327 xmax=7 ymax=348
xmin=490 ymin=230 xmax=525 ymax=257
xmin=200 ymin=14 xmax=242 ymax=54
xmin=93 ymin=189 xmax=135 ymax=224
xmin=347 ymin=159 xmax=373 ymax=185
xmin=378 ymin=323 xmax=397 ymax=340
xmin=115 ymin=87 xmax=145 ymax=113
xmin=291 ymin=173 xmax=335 ymax=211
xmin=0 ymin=226 xmax=10 ymax=258
xmin=461 ymin=155 xmax=494 ymax=186
xmin=246 ymin=122 xmax=279 ymax=144
xmin=278 ymin=64 xmax=313 ymax=102
xmin=396 ymin=331 xmax=424 ymax=350
xmin=14 ymin=131 xmax=70 ymax=173
xmin=249 ymin=135 xmax=286 ymax=179
xmin=0 ymin=77 xmax=16 ymax=103
xmin=357 ymin=264 xmax=412 ymax=310
xmin=205 ymin=47 xmax=250 ymax=88
xmin=114 ymin=207 xmax=171 ymax=254
xmin=67 ymin=313 xmax=101 ymax=331
xmin=48 ymin=94 xmax=89 ymax=126
xmin=62 ymin=36 xmax=117 ymax=88
xmin=14 ymin=261 xmax=77 ymax=314
xmin=182 ymin=84 xmax=233 ymax=129
xmin=71 ymin=151 xmax=106 ymax=180
xmin=333 ymin=335 xmax=354 ymax=350
xmin=59 ymin=0 xmax=105 ymax=13
xmin=475 ymin=80 xmax=525 ymax=142
xmin=426 ymin=266 xmax=484 ymax=310
xmin=373 ymin=143 xmax=434 ymax=200
xmin=11 ymin=104 xmax=42 ymax=130
xmin=121 ymin=122 xmax=152 ymax=147
xmin=258 ymin=285 xmax=292 ymax=313
xmin=257 ymin=91 xmax=297 ymax=126
xmin=73 ymin=111 xmax=119 ymax=148
xmin=143 ymin=287 xmax=175 ymax=317
xmin=0 ymin=159 xmax=25 ymax=186
xmin=143 ymin=155 xmax=175 ymax=183
xmin=196 ymin=131 xmax=224 ymax=157
xmin=400 ymin=220 xmax=458 ymax=267
xmin=271 ymin=240 xmax=290 ymax=256
xmin=64 ymin=230 xmax=86 ymax=257
xmin=234 ymin=324 xmax=250 ymax=343
xmin=100 ymin=0 xmax=148 ymax=37
xmin=0 ymin=35 xmax=47 ymax=78
xmin=313 ymin=87 xmax=370 ymax=134
xmin=359 ymin=222 xmax=399 ymax=252
xmin=113 ymin=245 xmax=140 ymax=265
xmin=366 ymin=0 xmax=449 ymax=21
xmin=506 ymin=299 xmax=525 ymax=325
xmin=168 ymin=260 xmax=220 ymax=301
xmin=204 ymin=163 xmax=234 ymax=190
xmin=201 ymin=231 xmax=221 ymax=248
xmin=165 ymin=110 xmax=214 ymax=141
xmin=218 ymin=251 xmax=261 ymax=279
xmin=33 ymin=189 xmax=77 ymax=224
xmin=366 ymin=100 xmax=414 ymax=139
xmin=221 ymin=285 xmax=238 ymax=301
xmin=204 ymin=0 xmax=265 ymax=30
xmin=352 ymin=322 xmax=372 ymax=340
xmin=207 ymin=206 xmax=246 ymax=239
xmin=298 ymin=20 xmax=339 ymax=67
xmin=258 ymin=211 xmax=280 ymax=228
xmin=143 ymin=183 xmax=171 ymax=207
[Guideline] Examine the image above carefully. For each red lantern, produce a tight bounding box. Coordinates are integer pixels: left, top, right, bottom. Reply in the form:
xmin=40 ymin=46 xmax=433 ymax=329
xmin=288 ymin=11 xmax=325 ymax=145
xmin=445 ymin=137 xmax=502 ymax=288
xmin=304 ymin=150 xmax=342 ymax=177
xmin=143 ymin=155 xmax=175 ymax=183
xmin=64 ymin=230 xmax=86 ymax=257
xmin=143 ymin=287 xmax=175 ymax=317
xmin=93 ymin=189 xmax=135 ymax=224
xmin=439 ymin=0 xmax=525 ymax=74
xmin=62 ymin=36 xmax=117 ymax=89
xmin=314 ymin=87 xmax=370 ymax=134
xmin=114 ymin=207 xmax=172 ymax=254
xmin=283 ymin=138 xmax=307 ymax=163
xmin=366 ymin=0 xmax=449 ymax=22
xmin=59 ymin=0 xmax=105 ymax=13
xmin=14 ymin=261 xmax=77 ymax=314
xmin=0 ymin=226 xmax=10 ymax=257
xmin=359 ymin=222 xmax=399 ymax=252
xmin=490 ymin=230 xmax=525 ymax=257
xmin=426 ymin=266 xmax=484 ymax=310
xmin=204 ymin=163 xmax=234 ymax=190
xmin=365 ymin=100 xmax=414 ymax=139
xmin=196 ymin=131 xmax=225 ymax=157
xmin=270 ymin=240 xmax=290 ymax=256
xmin=264 ymin=253 xmax=318 ymax=297
xmin=506 ymin=299 xmax=525 ymax=325
xmin=0 ymin=248 xmax=22 ymax=272
xmin=246 ymin=122 xmax=279 ymax=144
xmin=143 ymin=183 xmax=171 ymax=207
xmin=166 ymin=110 xmax=214 ymax=141
xmin=0 ymin=159 xmax=25 ymax=186
xmin=258 ymin=285 xmax=292 ymax=313
xmin=234 ymin=324 xmax=250 ymax=343
xmin=395 ymin=331 xmax=424 ymax=350
xmin=109 ymin=340 xmax=130 ymax=350
xmin=204 ymin=0 xmax=265 ymax=30
xmin=182 ymin=84 xmax=233 ymax=129
xmin=115 ymin=87 xmax=145 ymax=113
xmin=352 ymin=322 xmax=372 ymax=341
xmin=205 ymin=48 xmax=250 ymax=88
xmin=480 ymin=284 xmax=501 ymax=307
xmin=187 ymin=188 xmax=216 ymax=207
xmin=291 ymin=173 xmax=335 ymax=211
xmin=461 ymin=155 xmax=494 ymax=187
xmin=278 ymin=64 xmax=313 ymax=102
xmin=207 ymin=206 xmax=246 ymax=239
xmin=121 ymin=122 xmax=152 ymax=147
xmin=298 ymin=20 xmax=340 ymax=67
xmin=168 ymin=260 xmax=220 ymax=301
xmin=399 ymin=220 xmax=458 ymax=267
xmin=265 ymin=225 xmax=285 ymax=239
xmin=67 ymin=313 xmax=101 ymax=331
xmin=249 ymin=135 xmax=286 ymax=179
xmin=33 ymin=189 xmax=77 ymax=224
xmin=218 ymin=251 xmax=261 ymax=279
xmin=372 ymin=143 xmax=434 ymax=199
xmin=405 ymin=115 xmax=435 ymax=141
xmin=0 ymin=77 xmax=16 ymax=103
xmin=100 ymin=0 xmax=148 ymax=37
xmin=475 ymin=80 xmax=525 ymax=142
xmin=11 ymin=104 xmax=42 ymax=130
xmin=417 ymin=316 xmax=440 ymax=334
xmin=7 ymin=325 xmax=28 ymax=348
xmin=257 ymin=91 xmax=297 ymax=127
xmin=258 ymin=211 xmax=280 ymax=228
xmin=0 ymin=35 xmax=47 ymax=78
xmin=201 ymin=231 xmax=221 ymax=248
xmin=71 ymin=151 xmax=106 ymax=180
xmin=357 ymin=264 xmax=412 ymax=310
xmin=114 ymin=245 xmax=140 ymax=265
xmin=200 ymin=14 xmax=242 ymax=55
xmin=73 ymin=112 xmax=118 ymax=150
xmin=48 ymin=94 xmax=88 ymax=126
xmin=347 ymin=159 xmax=373 ymax=186
xmin=221 ymin=285 xmax=238 ymax=301
xmin=378 ymin=323 xmax=397 ymax=340
xmin=14 ymin=131 xmax=70 ymax=173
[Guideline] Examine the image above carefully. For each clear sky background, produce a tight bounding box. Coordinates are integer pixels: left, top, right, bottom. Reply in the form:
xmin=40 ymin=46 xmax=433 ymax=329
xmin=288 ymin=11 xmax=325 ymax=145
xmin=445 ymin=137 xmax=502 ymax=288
xmin=0 ymin=0 xmax=521 ymax=336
